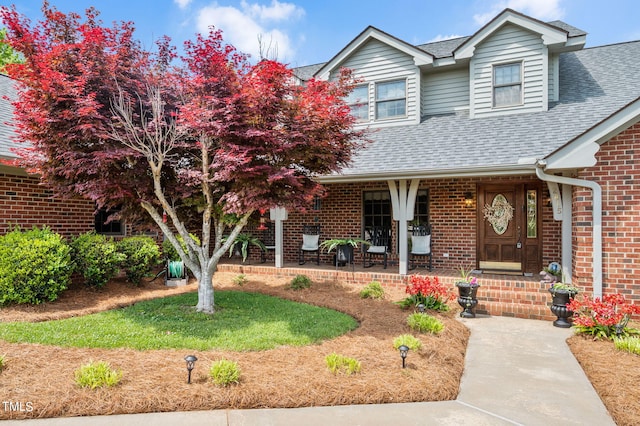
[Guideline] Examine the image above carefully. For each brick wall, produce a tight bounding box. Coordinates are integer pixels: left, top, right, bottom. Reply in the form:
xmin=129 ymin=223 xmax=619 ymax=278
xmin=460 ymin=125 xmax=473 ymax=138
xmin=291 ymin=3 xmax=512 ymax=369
xmin=574 ymin=122 xmax=640 ymax=304
xmin=0 ymin=172 xmax=95 ymax=237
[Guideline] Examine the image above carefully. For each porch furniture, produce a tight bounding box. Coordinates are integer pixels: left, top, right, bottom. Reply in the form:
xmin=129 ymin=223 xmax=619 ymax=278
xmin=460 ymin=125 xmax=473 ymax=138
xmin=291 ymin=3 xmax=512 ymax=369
xmin=260 ymin=222 xmax=276 ymax=263
xmin=298 ymin=224 xmax=321 ymax=265
xmin=363 ymin=226 xmax=391 ymax=269
xmin=410 ymin=224 xmax=432 ymax=270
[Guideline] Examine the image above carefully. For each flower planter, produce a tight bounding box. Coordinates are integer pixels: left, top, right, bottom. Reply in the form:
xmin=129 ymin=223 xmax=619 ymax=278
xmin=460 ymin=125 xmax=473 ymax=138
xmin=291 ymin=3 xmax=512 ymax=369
xmin=456 ymin=282 xmax=479 ymax=318
xmin=334 ymin=244 xmax=354 ymax=267
xmin=549 ymin=289 xmax=576 ymax=328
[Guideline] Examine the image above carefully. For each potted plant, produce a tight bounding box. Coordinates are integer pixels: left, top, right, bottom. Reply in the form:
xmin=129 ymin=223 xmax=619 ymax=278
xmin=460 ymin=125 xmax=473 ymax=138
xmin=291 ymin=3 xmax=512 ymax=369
xmin=548 ymin=282 xmax=579 ymax=328
xmin=320 ymin=238 xmax=369 ymax=267
xmin=224 ymin=233 xmax=266 ymax=263
xmin=455 ymin=265 xmax=480 ymax=318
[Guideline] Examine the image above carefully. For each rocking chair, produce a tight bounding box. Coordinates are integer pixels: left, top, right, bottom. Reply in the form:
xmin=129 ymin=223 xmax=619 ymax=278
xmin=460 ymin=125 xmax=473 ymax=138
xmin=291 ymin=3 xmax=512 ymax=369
xmin=298 ymin=224 xmax=321 ymax=265
xmin=363 ymin=226 xmax=391 ymax=269
xmin=410 ymin=224 xmax=432 ymax=271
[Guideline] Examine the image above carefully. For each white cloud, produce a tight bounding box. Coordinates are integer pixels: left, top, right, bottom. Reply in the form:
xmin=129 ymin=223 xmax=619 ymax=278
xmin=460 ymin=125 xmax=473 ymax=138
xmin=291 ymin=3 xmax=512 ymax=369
xmin=195 ymin=1 xmax=305 ymax=61
xmin=473 ymin=0 xmax=565 ymax=26
xmin=174 ymin=0 xmax=193 ymax=9
xmin=427 ymin=34 xmax=465 ymax=43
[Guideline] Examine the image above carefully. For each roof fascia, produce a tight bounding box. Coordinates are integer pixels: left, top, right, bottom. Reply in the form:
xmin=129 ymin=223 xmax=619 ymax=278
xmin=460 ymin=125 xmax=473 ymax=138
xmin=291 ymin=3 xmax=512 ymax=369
xmin=315 ymin=26 xmax=433 ymax=80
xmin=454 ymin=8 xmax=568 ymax=60
xmin=543 ymin=97 xmax=640 ymax=170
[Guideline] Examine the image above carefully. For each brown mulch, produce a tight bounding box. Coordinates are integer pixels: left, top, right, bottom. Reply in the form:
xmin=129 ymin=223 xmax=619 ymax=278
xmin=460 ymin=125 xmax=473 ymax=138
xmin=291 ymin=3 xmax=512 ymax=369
xmin=0 ymin=272 xmax=469 ymax=420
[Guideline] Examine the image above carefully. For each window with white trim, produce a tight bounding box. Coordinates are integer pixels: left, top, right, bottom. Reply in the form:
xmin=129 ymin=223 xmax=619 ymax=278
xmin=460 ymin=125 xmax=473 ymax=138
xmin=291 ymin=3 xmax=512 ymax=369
xmin=375 ymin=80 xmax=406 ymax=119
xmin=345 ymin=84 xmax=369 ymax=121
xmin=493 ymin=63 xmax=522 ymax=107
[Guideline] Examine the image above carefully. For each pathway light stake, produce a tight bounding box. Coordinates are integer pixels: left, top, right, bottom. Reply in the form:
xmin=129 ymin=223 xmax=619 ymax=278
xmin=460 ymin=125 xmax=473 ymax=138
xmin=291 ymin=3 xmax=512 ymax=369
xmin=398 ymin=345 xmax=409 ymax=369
xmin=184 ymin=355 xmax=198 ymax=384
xmin=417 ymin=303 xmax=425 ymax=313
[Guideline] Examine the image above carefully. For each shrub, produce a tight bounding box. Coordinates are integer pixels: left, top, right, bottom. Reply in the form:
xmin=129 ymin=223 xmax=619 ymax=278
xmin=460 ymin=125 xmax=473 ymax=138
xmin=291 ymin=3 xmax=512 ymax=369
xmin=407 ymin=313 xmax=444 ymax=334
xmin=71 ymin=232 xmax=125 ymax=288
xmin=209 ymin=359 xmax=241 ymax=386
xmin=359 ymin=281 xmax=385 ymax=299
xmin=614 ymin=336 xmax=640 ymax=356
xmin=397 ymin=275 xmax=451 ymax=311
xmin=161 ymin=233 xmax=201 ymax=261
xmin=0 ymin=227 xmax=73 ymax=305
xmin=567 ymin=293 xmax=640 ymax=340
xmin=325 ymin=353 xmax=361 ymax=375
xmin=290 ymin=274 xmax=312 ymax=290
xmin=232 ymin=274 xmax=248 ymax=286
xmin=117 ymin=236 xmax=161 ymax=285
xmin=393 ymin=334 xmax=422 ymax=351
xmin=74 ymin=361 xmax=122 ymax=389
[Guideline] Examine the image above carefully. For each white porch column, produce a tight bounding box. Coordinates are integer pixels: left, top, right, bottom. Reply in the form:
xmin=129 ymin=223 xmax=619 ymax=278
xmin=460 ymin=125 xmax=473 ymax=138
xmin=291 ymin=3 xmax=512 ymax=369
xmin=269 ymin=207 xmax=288 ymax=268
xmin=388 ymin=179 xmax=420 ymax=275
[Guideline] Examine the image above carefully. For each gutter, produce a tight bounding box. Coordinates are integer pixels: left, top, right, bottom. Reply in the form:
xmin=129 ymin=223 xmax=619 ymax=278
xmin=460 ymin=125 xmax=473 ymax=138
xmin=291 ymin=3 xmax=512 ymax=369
xmin=535 ymin=161 xmax=602 ymax=298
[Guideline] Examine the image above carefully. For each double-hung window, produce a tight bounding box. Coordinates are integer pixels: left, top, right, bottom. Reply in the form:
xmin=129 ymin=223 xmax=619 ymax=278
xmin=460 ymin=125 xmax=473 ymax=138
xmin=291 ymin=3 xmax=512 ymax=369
xmin=375 ymin=80 xmax=406 ymax=119
xmin=345 ymin=85 xmax=369 ymax=121
xmin=493 ymin=63 xmax=522 ymax=107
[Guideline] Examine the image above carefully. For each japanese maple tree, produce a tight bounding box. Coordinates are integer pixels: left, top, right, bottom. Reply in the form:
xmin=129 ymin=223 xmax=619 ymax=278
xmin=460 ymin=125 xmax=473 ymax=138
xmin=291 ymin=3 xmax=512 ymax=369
xmin=1 ymin=3 xmax=364 ymax=313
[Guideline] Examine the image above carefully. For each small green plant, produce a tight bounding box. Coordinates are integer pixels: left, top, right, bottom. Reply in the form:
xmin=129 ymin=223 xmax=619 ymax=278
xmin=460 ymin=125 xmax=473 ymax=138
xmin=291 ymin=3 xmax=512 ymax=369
xmin=117 ymin=236 xmax=161 ymax=285
xmin=319 ymin=238 xmax=369 ymax=252
xmin=393 ymin=334 xmax=422 ymax=351
xmin=614 ymin=336 xmax=640 ymax=356
xmin=71 ymin=232 xmax=125 ymax=288
xmin=290 ymin=274 xmax=312 ymax=290
xmin=407 ymin=313 xmax=444 ymax=334
xmin=209 ymin=359 xmax=241 ymax=386
xmin=74 ymin=361 xmax=122 ymax=389
xmin=324 ymin=353 xmax=361 ymax=375
xmin=232 ymin=274 xmax=248 ymax=286
xmin=359 ymin=281 xmax=385 ymax=299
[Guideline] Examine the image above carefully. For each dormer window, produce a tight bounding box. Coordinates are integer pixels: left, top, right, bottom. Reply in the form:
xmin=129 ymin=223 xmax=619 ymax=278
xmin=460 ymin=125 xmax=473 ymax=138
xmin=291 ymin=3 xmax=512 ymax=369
xmin=493 ymin=63 xmax=522 ymax=107
xmin=376 ymin=80 xmax=406 ymax=119
xmin=345 ymin=85 xmax=369 ymax=121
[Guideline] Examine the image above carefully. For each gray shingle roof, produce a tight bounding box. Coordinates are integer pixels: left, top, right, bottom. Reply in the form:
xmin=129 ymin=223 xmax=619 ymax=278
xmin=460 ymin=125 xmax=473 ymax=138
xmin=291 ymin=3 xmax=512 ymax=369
xmin=333 ymin=41 xmax=640 ymax=180
xmin=0 ymin=74 xmax=17 ymax=159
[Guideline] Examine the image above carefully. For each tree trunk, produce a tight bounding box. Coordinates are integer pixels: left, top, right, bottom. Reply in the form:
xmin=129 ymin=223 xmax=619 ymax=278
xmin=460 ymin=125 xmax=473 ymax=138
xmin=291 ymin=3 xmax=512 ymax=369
xmin=196 ymin=267 xmax=215 ymax=313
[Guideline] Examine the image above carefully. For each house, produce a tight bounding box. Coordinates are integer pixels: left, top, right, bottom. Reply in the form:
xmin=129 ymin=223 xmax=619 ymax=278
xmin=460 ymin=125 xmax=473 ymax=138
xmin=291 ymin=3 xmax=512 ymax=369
xmin=262 ymin=8 xmax=640 ymax=310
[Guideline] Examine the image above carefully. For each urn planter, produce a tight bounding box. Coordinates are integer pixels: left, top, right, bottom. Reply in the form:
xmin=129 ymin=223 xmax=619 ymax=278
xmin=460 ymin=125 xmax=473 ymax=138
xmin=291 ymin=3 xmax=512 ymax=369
xmin=549 ymin=289 xmax=576 ymax=328
xmin=456 ymin=282 xmax=479 ymax=318
xmin=333 ymin=244 xmax=354 ymax=267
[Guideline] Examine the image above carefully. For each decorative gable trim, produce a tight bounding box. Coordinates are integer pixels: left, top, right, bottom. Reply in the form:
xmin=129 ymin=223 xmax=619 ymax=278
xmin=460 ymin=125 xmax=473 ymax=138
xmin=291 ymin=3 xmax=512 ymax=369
xmin=454 ymin=9 xmax=570 ymax=60
xmin=315 ymin=26 xmax=433 ymax=80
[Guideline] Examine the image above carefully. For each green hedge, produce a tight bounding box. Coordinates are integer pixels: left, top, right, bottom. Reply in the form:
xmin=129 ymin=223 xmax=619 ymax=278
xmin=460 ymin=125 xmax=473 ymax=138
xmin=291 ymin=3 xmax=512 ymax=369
xmin=0 ymin=227 xmax=73 ymax=305
xmin=117 ymin=236 xmax=161 ymax=285
xmin=71 ymin=232 xmax=125 ymax=288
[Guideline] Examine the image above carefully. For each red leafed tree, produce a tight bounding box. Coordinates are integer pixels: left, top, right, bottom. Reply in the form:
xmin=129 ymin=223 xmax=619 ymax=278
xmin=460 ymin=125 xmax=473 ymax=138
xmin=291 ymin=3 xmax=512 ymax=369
xmin=1 ymin=3 xmax=364 ymax=313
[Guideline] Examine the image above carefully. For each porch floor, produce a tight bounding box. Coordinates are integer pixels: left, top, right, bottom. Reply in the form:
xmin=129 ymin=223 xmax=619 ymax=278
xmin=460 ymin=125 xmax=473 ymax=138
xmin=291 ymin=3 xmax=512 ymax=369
xmin=216 ymin=258 xmax=556 ymax=321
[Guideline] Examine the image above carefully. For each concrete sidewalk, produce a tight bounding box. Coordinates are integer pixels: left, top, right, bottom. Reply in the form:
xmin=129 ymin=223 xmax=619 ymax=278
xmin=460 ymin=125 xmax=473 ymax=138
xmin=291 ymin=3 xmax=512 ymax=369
xmin=3 ymin=316 xmax=615 ymax=425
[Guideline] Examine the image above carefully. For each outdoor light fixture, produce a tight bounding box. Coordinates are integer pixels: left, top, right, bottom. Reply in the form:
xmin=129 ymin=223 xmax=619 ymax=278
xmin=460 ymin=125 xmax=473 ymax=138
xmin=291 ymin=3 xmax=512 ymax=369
xmin=417 ymin=303 xmax=425 ymax=313
xmin=184 ymin=355 xmax=198 ymax=384
xmin=464 ymin=192 xmax=474 ymax=207
xmin=398 ymin=345 xmax=409 ymax=369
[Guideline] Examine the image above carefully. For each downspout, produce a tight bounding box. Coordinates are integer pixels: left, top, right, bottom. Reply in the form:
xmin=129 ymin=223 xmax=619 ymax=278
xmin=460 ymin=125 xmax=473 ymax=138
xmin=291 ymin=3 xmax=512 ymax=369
xmin=535 ymin=161 xmax=602 ymax=298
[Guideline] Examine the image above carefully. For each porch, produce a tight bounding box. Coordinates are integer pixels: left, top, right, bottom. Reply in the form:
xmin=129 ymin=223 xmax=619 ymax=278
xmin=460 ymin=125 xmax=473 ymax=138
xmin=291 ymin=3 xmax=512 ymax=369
xmin=216 ymin=258 xmax=557 ymax=321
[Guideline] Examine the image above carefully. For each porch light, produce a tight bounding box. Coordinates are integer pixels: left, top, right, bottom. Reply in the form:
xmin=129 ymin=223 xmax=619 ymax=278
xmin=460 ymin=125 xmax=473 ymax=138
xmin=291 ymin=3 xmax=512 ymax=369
xmin=398 ymin=345 xmax=409 ymax=369
xmin=464 ymin=192 xmax=474 ymax=207
xmin=184 ymin=355 xmax=197 ymax=384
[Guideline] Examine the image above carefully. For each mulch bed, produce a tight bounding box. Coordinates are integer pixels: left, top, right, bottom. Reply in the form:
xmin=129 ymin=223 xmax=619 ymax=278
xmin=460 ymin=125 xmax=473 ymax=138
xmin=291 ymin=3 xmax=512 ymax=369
xmin=0 ymin=272 xmax=468 ymax=420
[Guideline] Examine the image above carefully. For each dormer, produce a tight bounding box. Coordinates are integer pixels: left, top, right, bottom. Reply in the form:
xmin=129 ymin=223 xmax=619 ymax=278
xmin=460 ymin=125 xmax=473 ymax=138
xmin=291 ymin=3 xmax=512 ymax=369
xmin=314 ymin=26 xmax=434 ymax=128
xmin=453 ymin=9 xmax=586 ymax=118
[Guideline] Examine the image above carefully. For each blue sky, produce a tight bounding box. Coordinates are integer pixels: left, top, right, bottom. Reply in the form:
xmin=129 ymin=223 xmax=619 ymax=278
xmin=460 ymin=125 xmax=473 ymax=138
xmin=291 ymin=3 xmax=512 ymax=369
xmin=7 ymin=0 xmax=640 ymax=67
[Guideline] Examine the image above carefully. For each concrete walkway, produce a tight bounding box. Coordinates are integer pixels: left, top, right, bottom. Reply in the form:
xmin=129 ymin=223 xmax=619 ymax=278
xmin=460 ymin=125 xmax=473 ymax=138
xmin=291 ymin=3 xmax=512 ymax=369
xmin=3 ymin=316 xmax=615 ymax=425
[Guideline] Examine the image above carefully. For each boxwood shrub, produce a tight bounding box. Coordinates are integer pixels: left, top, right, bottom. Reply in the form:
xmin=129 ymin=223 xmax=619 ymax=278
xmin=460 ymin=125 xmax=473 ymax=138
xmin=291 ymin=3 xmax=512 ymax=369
xmin=0 ymin=227 xmax=73 ymax=305
xmin=117 ymin=236 xmax=161 ymax=285
xmin=71 ymin=232 xmax=125 ymax=288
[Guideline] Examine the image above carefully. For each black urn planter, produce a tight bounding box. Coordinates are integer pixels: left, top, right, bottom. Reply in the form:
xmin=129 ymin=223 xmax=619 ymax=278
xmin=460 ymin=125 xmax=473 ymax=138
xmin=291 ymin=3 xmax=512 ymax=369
xmin=456 ymin=282 xmax=479 ymax=318
xmin=334 ymin=244 xmax=354 ymax=267
xmin=549 ymin=289 xmax=576 ymax=328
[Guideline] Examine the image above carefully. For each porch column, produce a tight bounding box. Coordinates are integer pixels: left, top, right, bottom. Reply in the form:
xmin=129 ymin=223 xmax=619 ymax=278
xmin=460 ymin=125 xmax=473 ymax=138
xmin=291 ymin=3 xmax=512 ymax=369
xmin=388 ymin=179 xmax=420 ymax=275
xmin=269 ymin=207 xmax=288 ymax=268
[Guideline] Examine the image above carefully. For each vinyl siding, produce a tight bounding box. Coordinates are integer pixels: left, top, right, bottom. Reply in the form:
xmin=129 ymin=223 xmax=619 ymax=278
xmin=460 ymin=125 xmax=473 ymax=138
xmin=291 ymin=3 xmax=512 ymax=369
xmin=331 ymin=39 xmax=420 ymax=125
xmin=470 ymin=24 xmax=548 ymax=119
xmin=548 ymin=53 xmax=559 ymax=102
xmin=421 ymin=67 xmax=470 ymax=116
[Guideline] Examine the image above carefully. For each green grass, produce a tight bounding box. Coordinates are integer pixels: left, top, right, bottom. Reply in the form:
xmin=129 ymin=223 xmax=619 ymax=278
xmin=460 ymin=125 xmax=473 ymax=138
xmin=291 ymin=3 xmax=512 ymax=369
xmin=0 ymin=291 xmax=358 ymax=351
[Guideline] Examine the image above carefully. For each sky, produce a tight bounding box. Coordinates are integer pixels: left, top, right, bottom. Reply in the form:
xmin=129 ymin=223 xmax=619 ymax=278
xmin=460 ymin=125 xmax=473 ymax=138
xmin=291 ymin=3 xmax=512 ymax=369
xmin=5 ymin=0 xmax=640 ymax=67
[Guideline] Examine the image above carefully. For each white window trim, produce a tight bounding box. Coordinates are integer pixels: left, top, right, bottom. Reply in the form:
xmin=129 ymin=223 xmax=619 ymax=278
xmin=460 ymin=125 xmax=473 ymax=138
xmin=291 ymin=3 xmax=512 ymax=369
xmin=492 ymin=61 xmax=523 ymax=108
xmin=375 ymin=78 xmax=408 ymax=121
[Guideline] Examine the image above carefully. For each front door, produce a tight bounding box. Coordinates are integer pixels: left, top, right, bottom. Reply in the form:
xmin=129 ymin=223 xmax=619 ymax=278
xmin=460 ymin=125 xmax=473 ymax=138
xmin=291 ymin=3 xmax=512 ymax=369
xmin=477 ymin=183 xmax=541 ymax=274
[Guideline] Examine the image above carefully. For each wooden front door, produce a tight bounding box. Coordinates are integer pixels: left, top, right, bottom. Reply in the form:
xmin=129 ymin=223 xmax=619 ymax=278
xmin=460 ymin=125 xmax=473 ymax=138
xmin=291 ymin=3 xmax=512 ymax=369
xmin=477 ymin=183 xmax=541 ymax=274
